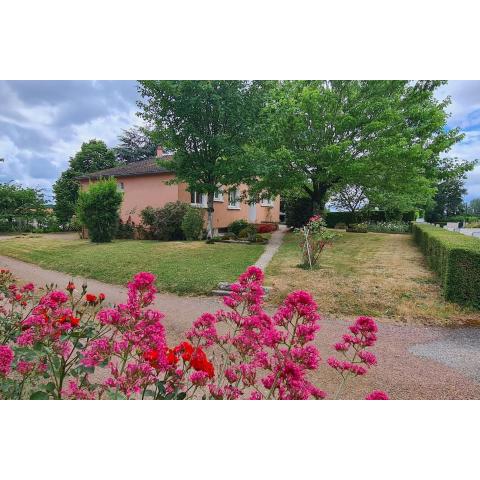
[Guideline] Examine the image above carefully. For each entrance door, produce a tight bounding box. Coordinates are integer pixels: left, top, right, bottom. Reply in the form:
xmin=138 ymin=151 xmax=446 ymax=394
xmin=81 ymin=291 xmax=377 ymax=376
xmin=248 ymin=202 xmax=256 ymax=223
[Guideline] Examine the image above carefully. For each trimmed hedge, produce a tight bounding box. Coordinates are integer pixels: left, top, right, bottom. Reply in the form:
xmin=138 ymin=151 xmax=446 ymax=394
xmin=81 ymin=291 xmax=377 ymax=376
xmin=412 ymin=223 xmax=480 ymax=308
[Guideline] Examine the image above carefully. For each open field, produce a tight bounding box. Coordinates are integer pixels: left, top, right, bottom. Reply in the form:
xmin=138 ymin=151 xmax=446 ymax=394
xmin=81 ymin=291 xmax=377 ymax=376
xmin=0 ymin=235 xmax=264 ymax=295
xmin=265 ymin=231 xmax=480 ymax=326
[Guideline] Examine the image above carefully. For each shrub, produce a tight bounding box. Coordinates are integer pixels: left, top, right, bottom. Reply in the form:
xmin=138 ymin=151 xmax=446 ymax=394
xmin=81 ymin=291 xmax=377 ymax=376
xmin=76 ymin=179 xmax=122 ymax=243
xmin=141 ymin=201 xmax=190 ymax=241
xmin=368 ymin=221 xmax=410 ymax=234
xmin=228 ymin=219 xmax=249 ymax=236
xmin=0 ymin=267 xmax=386 ymax=400
xmin=325 ymin=212 xmax=359 ymax=228
xmin=346 ymin=223 xmax=368 ymax=233
xmin=284 ymin=197 xmax=313 ymax=228
xmin=181 ymin=207 xmax=205 ymax=240
xmin=256 ymin=223 xmax=278 ymax=234
xmin=116 ymin=217 xmax=136 ymax=239
xmin=238 ymin=224 xmax=257 ymax=242
xmin=412 ymin=223 xmax=480 ymax=308
xmin=334 ymin=222 xmax=347 ymax=230
xmin=295 ymin=215 xmax=337 ymax=269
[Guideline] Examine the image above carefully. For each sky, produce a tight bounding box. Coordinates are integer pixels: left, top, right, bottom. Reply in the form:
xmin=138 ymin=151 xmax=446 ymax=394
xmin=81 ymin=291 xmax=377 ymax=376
xmin=0 ymin=80 xmax=479 ymax=202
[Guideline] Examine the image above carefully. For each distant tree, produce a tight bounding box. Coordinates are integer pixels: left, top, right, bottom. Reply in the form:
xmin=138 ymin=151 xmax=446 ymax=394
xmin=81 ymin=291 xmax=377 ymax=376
xmin=329 ymin=185 xmax=368 ymax=213
xmin=425 ymin=160 xmax=475 ymax=221
xmin=53 ymin=140 xmax=117 ymax=225
xmin=469 ymin=198 xmax=480 ymax=215
xmin=137 ymin=80 xmax=268 ymax=239
xmin=0 ymin=183 xmax=46 ymax=230
xmin=114 ymin=126 xmax=157 ymax=163
xmin=76 ymin=178 xmax=122 ymax=243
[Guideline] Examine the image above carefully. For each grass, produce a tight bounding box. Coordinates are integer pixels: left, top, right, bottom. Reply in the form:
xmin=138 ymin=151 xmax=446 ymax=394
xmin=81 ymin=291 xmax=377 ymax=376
xmin=265 ymin=231 xmax=480 ymax=326
xmin=0 ymin=236 xmax=265 ymax=295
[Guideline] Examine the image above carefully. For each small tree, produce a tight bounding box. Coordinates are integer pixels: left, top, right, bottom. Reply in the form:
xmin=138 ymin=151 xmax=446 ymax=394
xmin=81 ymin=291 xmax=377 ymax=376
xmin=181 ymin=207 xmax=204 ymax=240
xmin=296 ymin=215 xmax=337 ymax=269
xmin=76 ymin=178 xmax=122 ymax=243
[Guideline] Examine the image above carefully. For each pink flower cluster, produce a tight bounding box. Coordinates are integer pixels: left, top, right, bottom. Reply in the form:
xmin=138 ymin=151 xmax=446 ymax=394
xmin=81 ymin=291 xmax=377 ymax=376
xmin=328 ymin=316 xmax=378 ymax=378
xmin=0 ymin=345 xmax=14 ymax=376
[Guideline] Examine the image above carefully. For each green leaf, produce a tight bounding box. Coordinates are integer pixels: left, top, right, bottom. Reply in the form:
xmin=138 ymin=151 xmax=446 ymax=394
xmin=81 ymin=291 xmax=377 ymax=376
xmin=45 ymin=382 xmax=56 ymax=393
xmin=30 ymin=391 xmax=49 ymax=400
xmin=176 ymin=392 xmax=187 ymax=400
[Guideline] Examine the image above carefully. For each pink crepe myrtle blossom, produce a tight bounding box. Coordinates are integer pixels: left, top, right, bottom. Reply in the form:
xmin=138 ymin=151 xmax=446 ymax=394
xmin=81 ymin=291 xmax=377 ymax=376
xmin=62 ymin=380 xmax=95 ymax=400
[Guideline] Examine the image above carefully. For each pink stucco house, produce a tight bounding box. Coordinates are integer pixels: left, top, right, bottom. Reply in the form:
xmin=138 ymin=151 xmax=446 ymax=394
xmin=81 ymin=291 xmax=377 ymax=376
xmin=78 ymin=147 xmax=280 ymax=233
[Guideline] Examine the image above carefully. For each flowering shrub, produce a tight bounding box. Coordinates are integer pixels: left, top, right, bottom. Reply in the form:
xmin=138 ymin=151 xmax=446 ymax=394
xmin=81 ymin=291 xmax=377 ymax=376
xmin=256 ymin=223 xmax=278 ymax=234
xmin=0 ymin=266 xmax=387 ymax=400
xmin=295 ymin=215 xmax=337 ymax=269
xmin=368 ymin=221 xmax=410 ymax=233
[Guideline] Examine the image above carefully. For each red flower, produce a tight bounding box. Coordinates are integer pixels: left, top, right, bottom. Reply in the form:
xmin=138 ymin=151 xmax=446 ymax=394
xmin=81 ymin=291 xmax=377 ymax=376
xmin=70 ymin=316 xmax=80 ymax=327
xmin=143 ymin=349 xmax=159 ymax=362
xmin=166 ymin=348 xmax=178 ymax=365
xmin=85 ymin=293 xmax=97 ymax=303
xmin=190 ymin=347 xmax=215 ymax=378
xmin=174 ymin=341 xmax=194 ymax=362
xmin=98 ymin=293 xmax=106 ymax=302
xmin=66 ymin=281 xmax=75 ymax=293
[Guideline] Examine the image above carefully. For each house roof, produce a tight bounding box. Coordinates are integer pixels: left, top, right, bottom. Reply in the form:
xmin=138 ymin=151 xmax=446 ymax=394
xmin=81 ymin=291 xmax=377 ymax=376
xmin=77 ymin=156 xmax=173 ymax=181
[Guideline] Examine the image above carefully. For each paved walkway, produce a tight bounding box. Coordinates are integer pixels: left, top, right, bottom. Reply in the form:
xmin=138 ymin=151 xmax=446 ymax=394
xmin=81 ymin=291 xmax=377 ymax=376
xmin=1 ymin=254 xmax=480 ymax=399
xmin=254 ymin=225 xmax=287 ymax=270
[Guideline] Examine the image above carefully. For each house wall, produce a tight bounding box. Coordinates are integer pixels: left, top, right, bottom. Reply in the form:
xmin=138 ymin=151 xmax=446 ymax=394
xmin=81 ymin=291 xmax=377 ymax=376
xmin=80 ymin=176 xmax=280 ymax=231
xmin=80 ymin=173 xmax=178 ymax=224
xmin=177 ymin=183 xmax=280 ymax=230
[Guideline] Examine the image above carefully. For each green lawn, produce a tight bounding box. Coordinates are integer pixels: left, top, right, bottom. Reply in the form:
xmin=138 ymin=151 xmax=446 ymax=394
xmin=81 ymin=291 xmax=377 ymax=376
xmin=0 ymin=236 xmax=265 ymax=295
xmin=265 ymin=231 xmax=480 ymax=325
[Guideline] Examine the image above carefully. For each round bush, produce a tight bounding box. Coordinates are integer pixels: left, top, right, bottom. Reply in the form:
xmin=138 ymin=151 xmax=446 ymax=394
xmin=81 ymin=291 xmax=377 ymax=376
xmin=181 ymin=207 xmax=205 ymax=240
xmin=76 ymin=178 xmax=123 ymax=243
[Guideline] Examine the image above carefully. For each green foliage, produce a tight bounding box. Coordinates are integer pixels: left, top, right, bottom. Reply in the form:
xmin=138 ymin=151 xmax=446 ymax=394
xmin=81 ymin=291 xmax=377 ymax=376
xmin=141 ymin=201 xmax=190 ymax=241
xmin=368 ymin=221 xmax=410 ymax=234
xmin=284 ymin=196 xmax=314 ymax=228
xmin=469 ymin=198 xmax=480 ymax=216
xmin=53 ymin=140 xmax=117 ymax=225
xmin=245 ymin=80 xmax=465 ymax=213
xmin=228 ymin=219 xmax=249 ymax=236
xmin=76 ymin=178 xmax=123 ymax=243
xmin=0 ymin=183 xmax=47 ymax=232
xmin=114 ymin=125 xmax=157 ymax=163
xmin=238 ymin=224 xmax=257 ymax=242
xmin=116 ymin=218 xmax=136 ymax=239
xmin=412 ymin=223 xmax=480 ymax=308
xmin=181 ymin=207 xmax=205 ymax=240
xmin=137 ymin=80 xmax=270 ymax=237
xmin=346 ymin=223 xmax=368 ymax=233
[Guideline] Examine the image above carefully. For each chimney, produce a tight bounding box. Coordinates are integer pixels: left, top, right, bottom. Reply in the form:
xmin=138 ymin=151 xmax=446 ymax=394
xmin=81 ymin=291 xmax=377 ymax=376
xmin=156 ymin=146 xmax=164 ymax=157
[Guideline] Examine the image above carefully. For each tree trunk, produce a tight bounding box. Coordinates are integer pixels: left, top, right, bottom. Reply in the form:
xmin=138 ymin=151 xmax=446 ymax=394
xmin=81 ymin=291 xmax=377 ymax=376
xmin=310 ymin=183 xmax=330 ymax=214
xmin=206 ymin=192 xmax=215 ymax=240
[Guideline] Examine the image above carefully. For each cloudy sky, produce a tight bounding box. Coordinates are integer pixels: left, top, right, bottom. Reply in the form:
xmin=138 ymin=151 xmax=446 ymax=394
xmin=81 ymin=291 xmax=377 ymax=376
xmin=0 ymin=80 xmax=479 ymax=202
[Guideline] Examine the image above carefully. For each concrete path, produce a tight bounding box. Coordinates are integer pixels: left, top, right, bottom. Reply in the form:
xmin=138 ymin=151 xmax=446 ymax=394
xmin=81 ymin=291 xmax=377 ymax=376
xmin=254 ymin=225 xmax=287 ymax=270
xmin=2 ymin=253 xmax=480 ymax=399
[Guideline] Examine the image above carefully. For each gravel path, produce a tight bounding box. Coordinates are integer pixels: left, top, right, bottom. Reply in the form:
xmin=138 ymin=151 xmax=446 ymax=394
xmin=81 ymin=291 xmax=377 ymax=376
xmin=2 ymin=254 xmax=480 ymax=399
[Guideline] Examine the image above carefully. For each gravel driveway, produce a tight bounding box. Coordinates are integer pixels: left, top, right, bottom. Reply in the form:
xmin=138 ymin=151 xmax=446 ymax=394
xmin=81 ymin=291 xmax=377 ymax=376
xmin=2 ymin=255 xmax=479 ymax=399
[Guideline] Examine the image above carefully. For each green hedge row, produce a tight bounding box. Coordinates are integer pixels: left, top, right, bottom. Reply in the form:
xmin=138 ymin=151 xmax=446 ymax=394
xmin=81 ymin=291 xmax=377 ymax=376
xmin=412 ymin=223 xmax=480 ymax=308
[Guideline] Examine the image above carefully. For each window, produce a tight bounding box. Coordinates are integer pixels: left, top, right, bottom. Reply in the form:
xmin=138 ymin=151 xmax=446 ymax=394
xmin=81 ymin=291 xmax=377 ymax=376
xmin=228 ymin=189 xmax=240 ymax=209
xmin=260 ymin=197 xmax=274 ymax=207
xmin=214 ymin=189 xmax=224 ymax=202
xmin=117 ymin=182 xmax=125 ymax=192
xmin=190 ymin=191 xmax=206 ymax=207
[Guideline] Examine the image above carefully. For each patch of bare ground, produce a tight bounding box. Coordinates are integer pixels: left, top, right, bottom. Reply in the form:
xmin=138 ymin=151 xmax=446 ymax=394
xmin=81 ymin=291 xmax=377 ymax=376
xmin=265 ymin=231 xmax=480 ymax=326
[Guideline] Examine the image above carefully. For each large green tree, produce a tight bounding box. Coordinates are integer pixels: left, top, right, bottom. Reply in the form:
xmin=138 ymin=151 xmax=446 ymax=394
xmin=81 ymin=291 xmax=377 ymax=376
xmin=53 ymin=140 xmax=117 ymax=225
xmin=469 ymin=198 xmax=480 ymax=215
xmin=0 ymin=182 xmax=46 ymax=230
xmin=243 ymin=80 xmax=464 ymax=214
xmin=114 ymin=125 xmax=157 ymax=163
xmin=137 ymin=80 xmax=268 ymax=238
